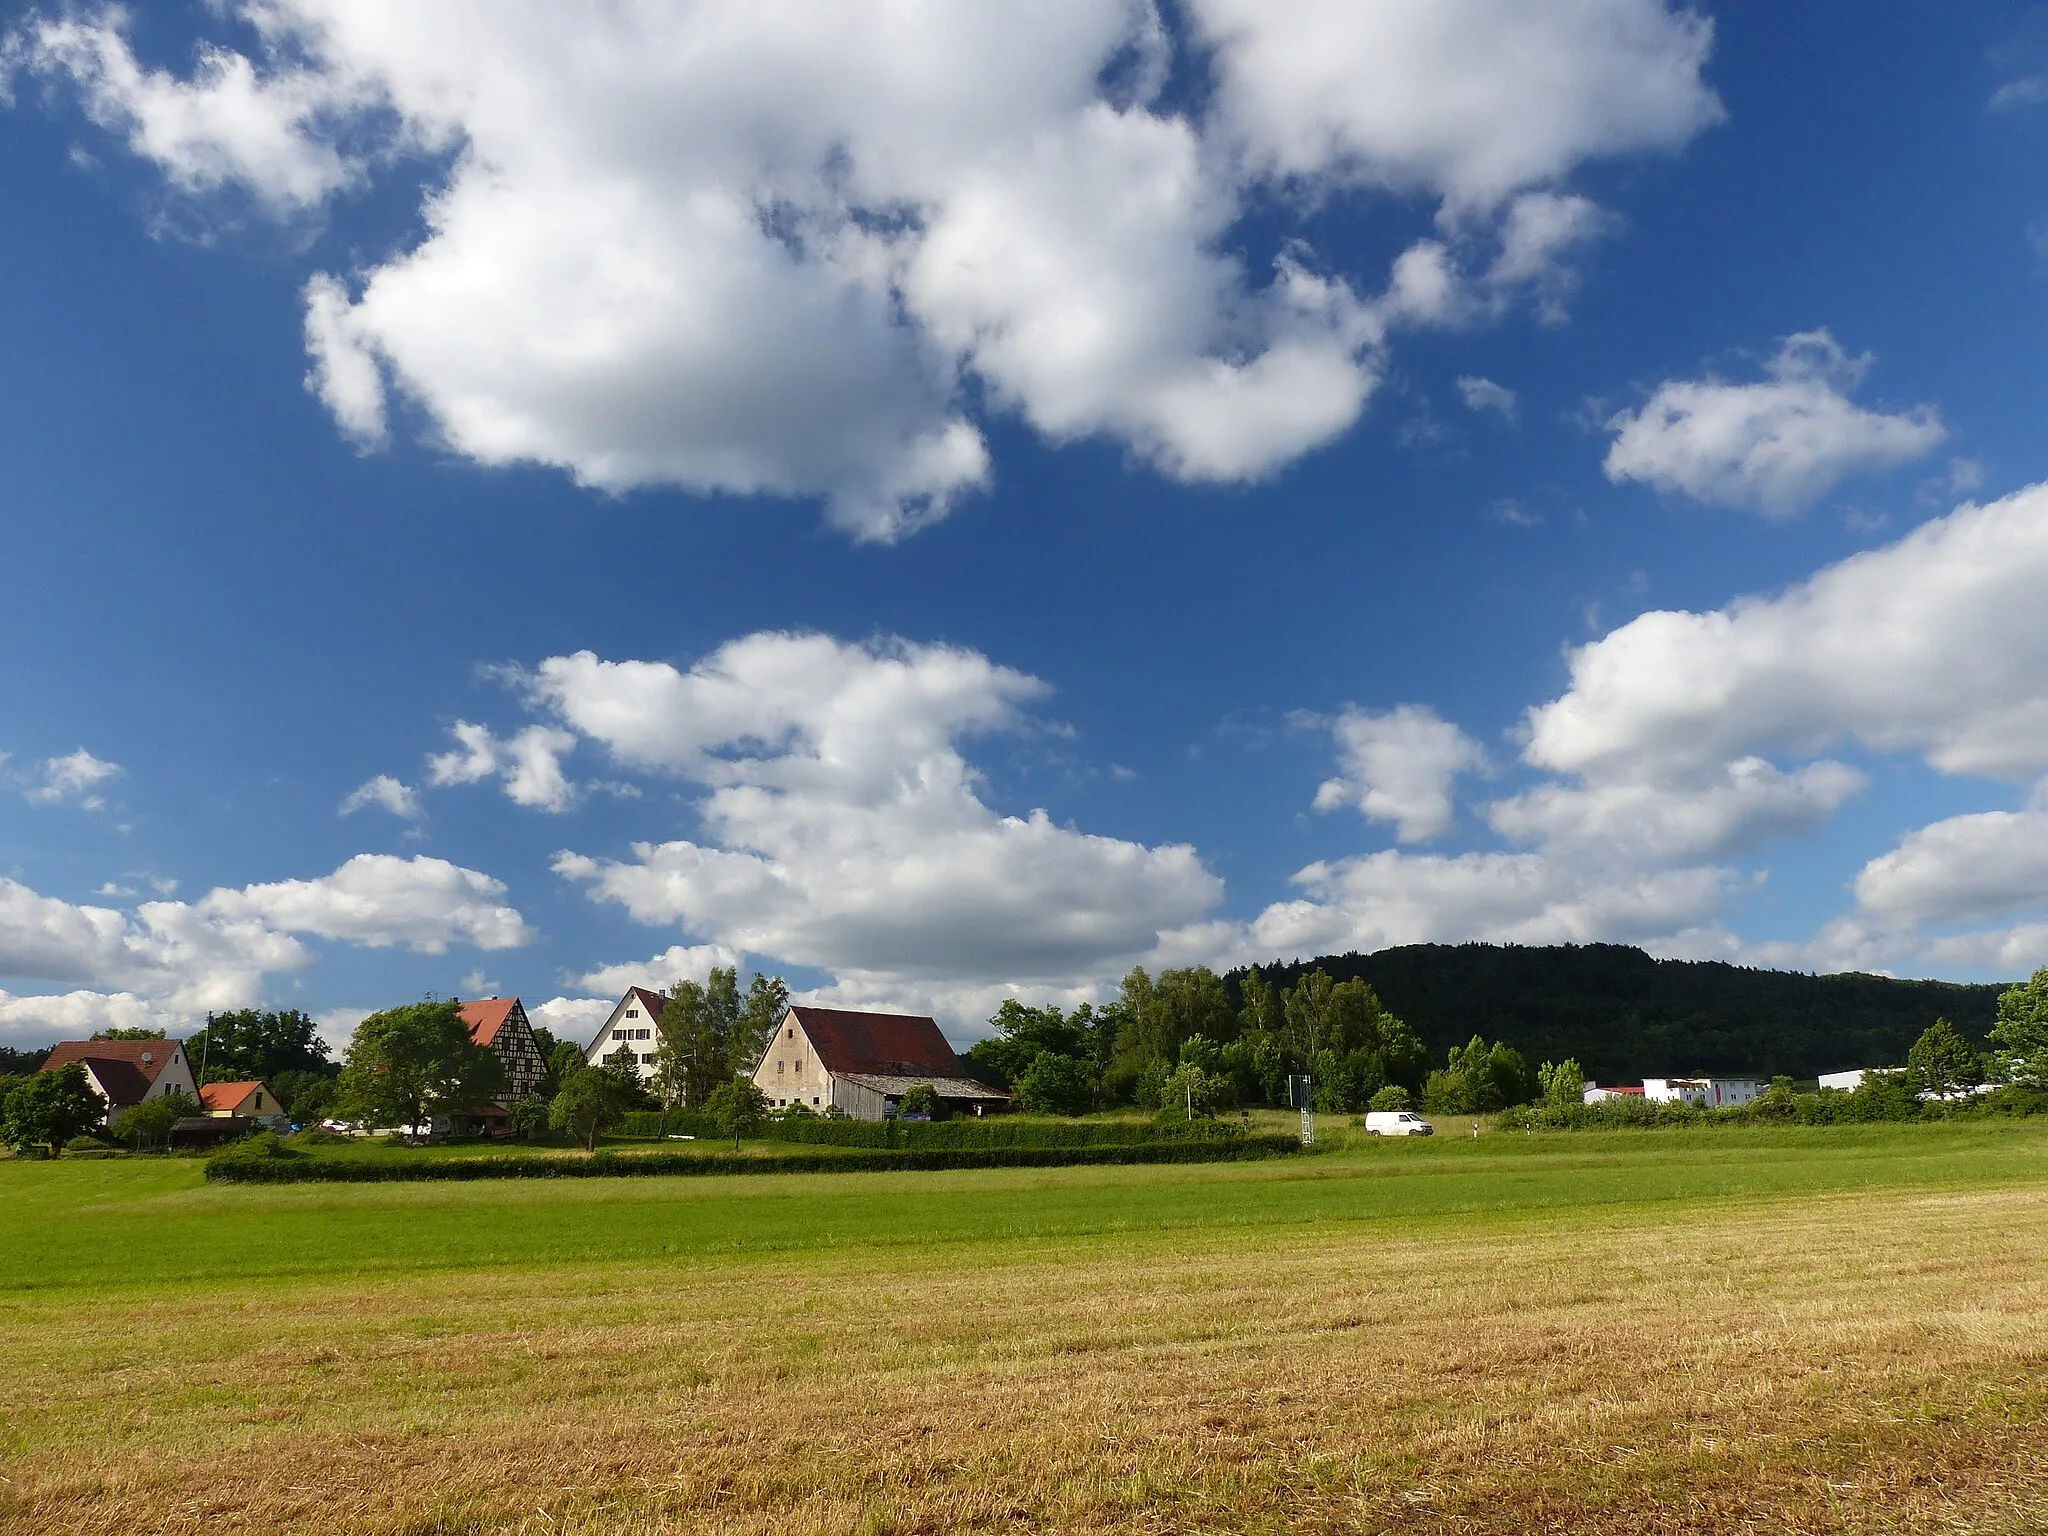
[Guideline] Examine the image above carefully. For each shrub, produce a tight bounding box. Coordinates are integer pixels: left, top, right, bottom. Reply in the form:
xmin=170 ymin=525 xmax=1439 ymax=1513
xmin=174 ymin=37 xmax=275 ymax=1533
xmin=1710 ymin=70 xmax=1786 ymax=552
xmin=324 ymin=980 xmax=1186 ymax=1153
xmin=204 ymin=1134 xmax=1305 ymax=1184
xmin=1014 ymin=1052 xmax=1094 ymax=1116
xmin=896 ymin=1085 xmax=946 ymax=1121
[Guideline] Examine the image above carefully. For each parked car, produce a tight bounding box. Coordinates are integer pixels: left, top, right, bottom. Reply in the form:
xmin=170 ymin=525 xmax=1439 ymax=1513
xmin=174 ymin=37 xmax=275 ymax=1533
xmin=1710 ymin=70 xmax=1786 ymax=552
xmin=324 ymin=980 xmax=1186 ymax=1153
xmin=1364 ymin=1110 xmax=1434 ymax=1136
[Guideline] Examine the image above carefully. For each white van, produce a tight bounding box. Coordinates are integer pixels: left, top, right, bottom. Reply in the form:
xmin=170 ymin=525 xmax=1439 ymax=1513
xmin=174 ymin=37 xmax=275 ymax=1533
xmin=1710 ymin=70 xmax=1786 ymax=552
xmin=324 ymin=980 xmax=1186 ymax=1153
xmin=1364 ymin=1110 xmax=1434 ymax=1136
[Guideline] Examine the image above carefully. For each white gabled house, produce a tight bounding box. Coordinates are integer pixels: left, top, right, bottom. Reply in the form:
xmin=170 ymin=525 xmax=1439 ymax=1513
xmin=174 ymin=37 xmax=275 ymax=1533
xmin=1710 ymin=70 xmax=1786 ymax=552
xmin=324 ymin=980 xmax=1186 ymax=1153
xmin=40 ymin=1038 xmax=198 ymax=1115
xmin=583 ymin=986 xmax=669 ymax=1083
xmin=752 ymin=1006 xmax=1009 ymax=1120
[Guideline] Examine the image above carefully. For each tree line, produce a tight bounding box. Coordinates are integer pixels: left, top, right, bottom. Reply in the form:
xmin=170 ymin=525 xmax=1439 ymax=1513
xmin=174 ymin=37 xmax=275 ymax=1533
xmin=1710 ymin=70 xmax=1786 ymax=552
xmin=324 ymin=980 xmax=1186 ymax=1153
xmin=961 ymin=963 xmax=1536 ymax=1116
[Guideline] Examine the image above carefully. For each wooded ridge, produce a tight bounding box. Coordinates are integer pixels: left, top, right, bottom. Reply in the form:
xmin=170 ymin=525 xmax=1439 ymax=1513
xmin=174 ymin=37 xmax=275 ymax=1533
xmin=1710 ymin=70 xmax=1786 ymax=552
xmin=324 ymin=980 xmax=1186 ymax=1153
xmin=1230 ymin=943 xmax=2007 ymax=1080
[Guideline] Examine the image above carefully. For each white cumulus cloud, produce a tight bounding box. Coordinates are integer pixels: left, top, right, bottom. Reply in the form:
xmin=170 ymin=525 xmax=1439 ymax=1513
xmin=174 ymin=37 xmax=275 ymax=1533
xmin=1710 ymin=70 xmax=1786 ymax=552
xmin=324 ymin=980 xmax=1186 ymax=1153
xmin=428 ymin=633 xmax=1225 ymax=1011
xmin=427 ymin=721 xmax=577 ymax=812
xmin=1524 ymin=482 xmax=2048 ymax=785
xmin=0 ymin=854 xmax=533 ymax=1044
xmin=203 ymin=854 xmax=534 ymax=953
xmin=1456 ymin=375 xmax=1517 ymax=418
xmin=1309 ymin=704 xmax=1486 ymax=843
xmin=1604 ymin=330 xmax=1946 ymax=515
xmin=574 ymin=943 xmax=741 ymax=997
xmin=339 ymin=774 xmax=423 ymax=819
xmin=25 ymin=747 xmax=121 ymax=808
xmin=14 ymin=0 xmax=1721 ymax=540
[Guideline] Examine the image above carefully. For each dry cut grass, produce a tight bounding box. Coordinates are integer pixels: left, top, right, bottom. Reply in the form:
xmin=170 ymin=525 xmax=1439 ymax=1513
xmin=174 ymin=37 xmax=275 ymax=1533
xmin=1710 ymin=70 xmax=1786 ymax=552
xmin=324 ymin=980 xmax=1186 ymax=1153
xmin=5 ymin=1178 xmax=2048 ymax=1534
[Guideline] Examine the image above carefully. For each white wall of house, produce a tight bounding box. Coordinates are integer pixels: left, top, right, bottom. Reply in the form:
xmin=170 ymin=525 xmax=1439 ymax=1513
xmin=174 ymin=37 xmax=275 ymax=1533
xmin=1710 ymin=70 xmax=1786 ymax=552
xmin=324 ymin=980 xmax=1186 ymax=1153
xmin=1819 ymin=1068 xmax=1873 ymax=1091
xmin=584 ymin=992 xmax=661 ymax=1082
xmin=753 ymin=1013 xmax=832 ymax=1111
xmin=149 ymin=1050 xmax=197 ymax=1101
xmin=1582 ymin=1085 xmax=1643 ymax=1104
xmin=1643 ymin=1076 xmax=1763 ymax=1106
xmin=1643 ymin=1077 xmax=1709 ymax=1105
xmin=1706 ymin=1078 xmax=1765 ymax=1107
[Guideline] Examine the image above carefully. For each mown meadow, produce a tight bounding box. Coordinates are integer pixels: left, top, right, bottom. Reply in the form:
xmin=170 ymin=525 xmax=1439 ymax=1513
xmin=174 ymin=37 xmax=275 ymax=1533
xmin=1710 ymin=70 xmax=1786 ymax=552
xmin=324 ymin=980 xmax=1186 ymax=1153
xmin=4 ymin=1121 xmax=2047 ymax=1533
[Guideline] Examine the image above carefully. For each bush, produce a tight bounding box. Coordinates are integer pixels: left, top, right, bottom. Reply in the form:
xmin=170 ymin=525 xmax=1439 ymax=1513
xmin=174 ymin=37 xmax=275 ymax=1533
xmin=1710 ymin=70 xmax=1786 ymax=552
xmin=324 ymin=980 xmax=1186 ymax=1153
xmin=1366 ymin=1085 xmax=1412 ymax=1112
xmin=286 ymin=1127 xmax=353 ymax=1147
xmin=207 ymin=1129 xmax=304 ymax=1171
xmin=1014 ymin=1052 xmax=1094 ymax=1116
xmin=896 ymin=1085 xmax=946 ymax=1121
xmin=204 ymin=1134 xmax=1305 ymax=1184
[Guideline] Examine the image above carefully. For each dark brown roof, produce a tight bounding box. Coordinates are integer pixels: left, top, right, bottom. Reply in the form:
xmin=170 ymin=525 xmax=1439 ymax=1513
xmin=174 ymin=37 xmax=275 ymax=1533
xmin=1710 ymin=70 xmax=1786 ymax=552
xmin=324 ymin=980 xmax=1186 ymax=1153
xmin=42 ymin=1038 xmax=187 ymax=1086
xmin=788 ymin=1007 xmax=963 ymax=1077
xmin=625 ymin=987 xmax=668 ymax=1021
xmin=80 ymin=1059 xmax=154 ymax=1108
xmin=458 ymin=998 xmax=523 ymax=1048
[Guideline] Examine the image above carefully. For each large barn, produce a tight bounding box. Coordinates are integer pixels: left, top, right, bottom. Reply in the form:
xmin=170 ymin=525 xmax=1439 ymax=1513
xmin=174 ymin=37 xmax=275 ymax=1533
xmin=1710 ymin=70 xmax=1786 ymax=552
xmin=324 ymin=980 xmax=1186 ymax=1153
xmin=753 ymin=1006 xmax=1008 ymax=1120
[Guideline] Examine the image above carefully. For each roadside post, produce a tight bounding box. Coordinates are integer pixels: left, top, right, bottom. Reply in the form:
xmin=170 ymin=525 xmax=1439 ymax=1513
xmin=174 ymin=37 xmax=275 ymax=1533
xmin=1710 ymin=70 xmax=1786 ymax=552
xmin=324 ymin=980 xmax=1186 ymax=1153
xmin=1289 ymin=1073 xmax=1315 ymax=1146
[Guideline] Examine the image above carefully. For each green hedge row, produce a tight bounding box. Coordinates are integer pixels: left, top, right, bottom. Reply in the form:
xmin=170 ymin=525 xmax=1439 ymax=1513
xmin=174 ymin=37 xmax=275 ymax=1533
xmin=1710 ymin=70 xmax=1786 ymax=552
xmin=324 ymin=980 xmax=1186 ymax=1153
xmin=204 ymin=1133 xmax=1305 ymax=1184
xmin=1496 ymin=1081 xmax=2048 ymax=1132
xmin=614 ymin=1111 xmax=1254 ymax=1149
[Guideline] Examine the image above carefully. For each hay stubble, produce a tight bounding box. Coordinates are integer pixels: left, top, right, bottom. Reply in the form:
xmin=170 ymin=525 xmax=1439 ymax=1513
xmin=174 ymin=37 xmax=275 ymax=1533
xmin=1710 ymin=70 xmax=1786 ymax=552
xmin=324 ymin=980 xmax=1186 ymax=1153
xmin=4 ymin=1156 xmax=2047 ymax=1533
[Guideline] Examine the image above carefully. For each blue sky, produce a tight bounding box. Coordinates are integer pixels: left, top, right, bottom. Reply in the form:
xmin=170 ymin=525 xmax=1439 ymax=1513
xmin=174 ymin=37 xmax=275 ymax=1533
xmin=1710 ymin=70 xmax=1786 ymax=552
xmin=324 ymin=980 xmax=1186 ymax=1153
xmin=5 ymin=1 xmax=2048 ymax=1050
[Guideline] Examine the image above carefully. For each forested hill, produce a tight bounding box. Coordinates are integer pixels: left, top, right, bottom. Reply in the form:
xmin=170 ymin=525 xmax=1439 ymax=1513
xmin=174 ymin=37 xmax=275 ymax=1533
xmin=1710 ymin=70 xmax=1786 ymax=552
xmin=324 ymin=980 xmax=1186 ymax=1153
xmin=1231 ymin=944 xmax=2008 ymax=1082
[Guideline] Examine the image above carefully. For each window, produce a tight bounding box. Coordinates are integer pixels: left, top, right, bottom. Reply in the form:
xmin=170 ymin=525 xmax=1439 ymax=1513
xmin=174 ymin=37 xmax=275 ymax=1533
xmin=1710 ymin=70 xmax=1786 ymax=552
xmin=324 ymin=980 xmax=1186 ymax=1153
xmin=626 ymin=1008 xmax=639 ymax=1018
xmin=777 ymin=1060 xmax=785 ymax=1076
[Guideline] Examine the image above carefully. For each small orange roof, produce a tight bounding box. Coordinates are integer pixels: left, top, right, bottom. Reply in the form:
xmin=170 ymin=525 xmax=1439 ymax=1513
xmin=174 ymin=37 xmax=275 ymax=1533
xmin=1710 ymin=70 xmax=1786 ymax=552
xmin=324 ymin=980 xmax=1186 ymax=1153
xmin=199 ymin=1081 xmax=264 ymax=1113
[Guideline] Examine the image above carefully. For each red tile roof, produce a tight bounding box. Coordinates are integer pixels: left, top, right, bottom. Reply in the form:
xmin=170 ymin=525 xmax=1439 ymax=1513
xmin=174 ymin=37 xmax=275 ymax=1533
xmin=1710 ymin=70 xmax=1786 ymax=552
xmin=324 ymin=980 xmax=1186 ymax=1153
xmin=43 ymin=1038 xmax=186 ymax=1083
xmin=199 ymin=1081 xmax=263 ymax=1113
xmin=788 ymin=1007 xmax=963 ymax=1077
xmin=458 ymin=998 xmax=522 ymax=1048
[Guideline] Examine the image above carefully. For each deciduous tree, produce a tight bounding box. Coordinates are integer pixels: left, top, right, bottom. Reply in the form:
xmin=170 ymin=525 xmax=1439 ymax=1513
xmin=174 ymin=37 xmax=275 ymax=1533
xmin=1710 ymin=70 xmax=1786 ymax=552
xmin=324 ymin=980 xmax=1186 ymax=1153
xmin=337 ymin=1000 xmax=503 ymax=1135
xmin=704 ymin=1078 xmax=769 ymax=1148
xmin=1906 ymin=1017 xmax=1981 ymax=1097
xmin=548 ymin=1061 xmax=638 ymax=1151
xmin=3 ymin=1065 xmax=105 ymax=1156
xmin=1991 ymin=969 xmax=2048 ymax=1087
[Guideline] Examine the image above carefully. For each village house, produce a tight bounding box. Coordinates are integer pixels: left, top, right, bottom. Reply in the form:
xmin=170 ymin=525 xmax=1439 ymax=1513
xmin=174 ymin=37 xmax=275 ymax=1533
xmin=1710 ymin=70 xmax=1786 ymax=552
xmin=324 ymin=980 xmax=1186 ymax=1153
xmin=752 ymin=1005 xmax=1009 ymax=1120
xmin=582 ymin=986 xmax=668 ymax=1082
xmin=40 ymin=1037 xmax=198 ymax=1116
xmin=1644 ymin=1076 xmax=1765 ymax=1107
xmin=456 ymin=997 xmax=552 ymax=1098
xmin=1582 ymin=1082 xmax=1646 ymax=1104
xmin=198 ymin=1080 xmax=286 ymax=1126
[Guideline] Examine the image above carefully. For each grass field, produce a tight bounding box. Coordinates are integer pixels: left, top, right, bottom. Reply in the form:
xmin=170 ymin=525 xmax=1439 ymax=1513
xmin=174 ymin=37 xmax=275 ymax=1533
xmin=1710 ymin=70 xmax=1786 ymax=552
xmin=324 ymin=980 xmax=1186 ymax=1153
xmin=5 ymin=1122 xmax=2047 ymax=1534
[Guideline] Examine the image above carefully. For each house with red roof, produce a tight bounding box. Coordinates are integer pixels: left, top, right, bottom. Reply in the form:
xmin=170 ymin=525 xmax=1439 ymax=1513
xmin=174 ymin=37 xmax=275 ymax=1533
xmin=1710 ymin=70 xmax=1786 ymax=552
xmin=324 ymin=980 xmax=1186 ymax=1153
xmin=41 ymin=1037 xmax=197 ymax=1115
xmin=581 ymin=986 xmax=669 ymax=1082
xmin=456 ymin=997 xmax=551 ymax=1098
xmin=198 ymin=1080 xmax=286 ymax=1125
xmin=752 ymin=1005 xmax=1008 ymax=1120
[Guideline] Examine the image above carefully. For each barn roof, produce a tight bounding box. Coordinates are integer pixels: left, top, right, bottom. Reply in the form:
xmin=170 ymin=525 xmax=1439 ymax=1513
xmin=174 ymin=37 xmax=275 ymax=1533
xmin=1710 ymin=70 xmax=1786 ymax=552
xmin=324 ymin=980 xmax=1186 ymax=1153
xmin=836 ymin=1072 xmax=1010 ymax=1102
xmin=787 ymin=1007 xmax=963 ymax=1077
xmin=457 ymin=998 xmax=524 ymax=1047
